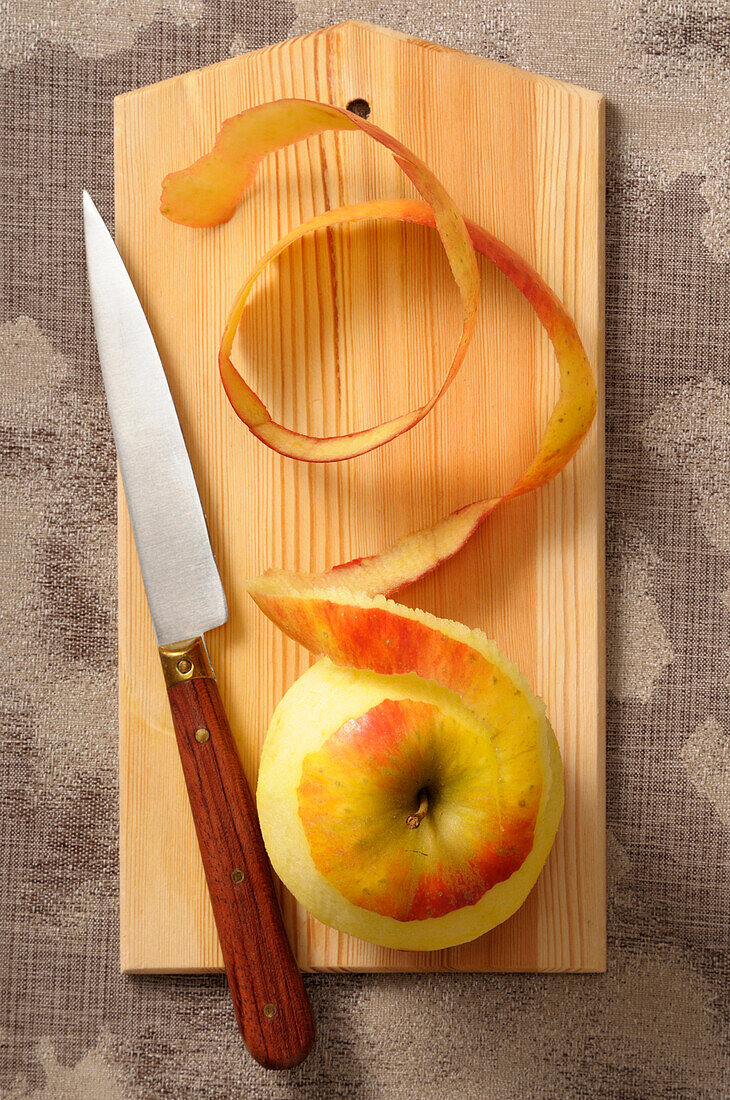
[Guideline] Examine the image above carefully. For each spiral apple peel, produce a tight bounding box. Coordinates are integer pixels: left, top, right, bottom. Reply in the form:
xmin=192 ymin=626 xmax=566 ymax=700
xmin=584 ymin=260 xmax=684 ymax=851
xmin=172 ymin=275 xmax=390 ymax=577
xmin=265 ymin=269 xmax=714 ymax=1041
xmin=161 ymin=99 xmax=595 ymax=949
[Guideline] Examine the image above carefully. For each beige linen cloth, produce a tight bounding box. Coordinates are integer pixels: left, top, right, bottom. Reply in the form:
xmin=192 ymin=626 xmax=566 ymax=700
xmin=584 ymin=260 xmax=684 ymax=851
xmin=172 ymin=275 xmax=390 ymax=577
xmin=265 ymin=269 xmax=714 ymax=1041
xmin=1 ymin=2 xmax=728 ymax=1097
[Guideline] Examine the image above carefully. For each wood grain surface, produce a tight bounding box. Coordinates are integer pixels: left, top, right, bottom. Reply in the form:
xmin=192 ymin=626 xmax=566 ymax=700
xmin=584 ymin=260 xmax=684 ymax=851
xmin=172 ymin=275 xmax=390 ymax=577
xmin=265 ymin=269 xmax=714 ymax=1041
xmin=114 ymin=20 xmax=605 ymax=973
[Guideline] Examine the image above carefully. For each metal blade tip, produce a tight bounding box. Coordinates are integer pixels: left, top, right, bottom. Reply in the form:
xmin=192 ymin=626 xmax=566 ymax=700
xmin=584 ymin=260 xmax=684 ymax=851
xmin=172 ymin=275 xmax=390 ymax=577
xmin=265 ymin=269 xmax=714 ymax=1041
xmin=82 ymin=191 xmax=104 ymax=235
xmin=82 ymin=187 xmax=228 ymax=643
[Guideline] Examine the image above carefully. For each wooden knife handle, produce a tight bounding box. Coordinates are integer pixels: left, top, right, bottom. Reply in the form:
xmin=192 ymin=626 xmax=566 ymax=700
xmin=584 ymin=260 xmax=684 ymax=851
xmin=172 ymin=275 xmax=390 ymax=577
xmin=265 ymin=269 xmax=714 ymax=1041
xmin=160 ymin=638 xmax=315 ymax=1069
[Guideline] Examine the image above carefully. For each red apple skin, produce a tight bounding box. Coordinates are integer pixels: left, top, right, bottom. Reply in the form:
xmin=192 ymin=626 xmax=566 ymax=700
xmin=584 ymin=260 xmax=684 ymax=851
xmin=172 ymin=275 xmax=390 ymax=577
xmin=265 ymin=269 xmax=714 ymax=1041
xmin=297 ymin=697 xmax=537 ymax=921
xmin=248 ymin=589 xmax=543 ymax=822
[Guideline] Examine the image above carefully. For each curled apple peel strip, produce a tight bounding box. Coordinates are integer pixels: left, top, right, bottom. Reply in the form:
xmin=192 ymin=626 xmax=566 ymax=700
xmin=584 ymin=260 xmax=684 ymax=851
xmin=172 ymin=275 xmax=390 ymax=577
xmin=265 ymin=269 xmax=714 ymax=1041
xmin=161 ymin=99 xmax=479 ymax=464
xmin=160 ymin=100 xmax=595 ymax=947
xmin=161 ymin=99 xmax=595 ymax=597
xmin=236 ymin=201 xmax=596 ymax=597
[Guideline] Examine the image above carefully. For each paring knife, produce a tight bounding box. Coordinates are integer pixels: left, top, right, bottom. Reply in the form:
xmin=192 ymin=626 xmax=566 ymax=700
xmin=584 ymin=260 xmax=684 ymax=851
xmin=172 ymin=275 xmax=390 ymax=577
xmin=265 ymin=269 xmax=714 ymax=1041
xmin=83 ymin=191 xmax=315 ymax=1069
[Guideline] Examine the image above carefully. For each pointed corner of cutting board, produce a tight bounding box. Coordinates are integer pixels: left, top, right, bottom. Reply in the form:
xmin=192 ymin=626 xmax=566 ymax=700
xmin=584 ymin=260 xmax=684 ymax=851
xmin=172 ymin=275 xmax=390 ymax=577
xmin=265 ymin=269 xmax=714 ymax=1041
xmin=113 ymin=20 xmax=604 ymax=115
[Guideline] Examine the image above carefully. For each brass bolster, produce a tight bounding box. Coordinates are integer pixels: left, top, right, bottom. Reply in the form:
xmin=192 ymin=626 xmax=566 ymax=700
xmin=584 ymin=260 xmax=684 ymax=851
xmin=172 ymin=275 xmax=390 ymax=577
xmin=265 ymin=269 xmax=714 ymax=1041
xmin=158 ymin=636 xmax=215 ymax=687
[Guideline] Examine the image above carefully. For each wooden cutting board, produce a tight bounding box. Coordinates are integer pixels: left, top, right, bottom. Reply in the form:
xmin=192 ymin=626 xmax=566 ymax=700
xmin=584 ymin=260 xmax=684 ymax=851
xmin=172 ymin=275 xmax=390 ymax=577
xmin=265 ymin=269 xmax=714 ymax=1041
xmin=115 ymin=20 xmax=605 ymax=973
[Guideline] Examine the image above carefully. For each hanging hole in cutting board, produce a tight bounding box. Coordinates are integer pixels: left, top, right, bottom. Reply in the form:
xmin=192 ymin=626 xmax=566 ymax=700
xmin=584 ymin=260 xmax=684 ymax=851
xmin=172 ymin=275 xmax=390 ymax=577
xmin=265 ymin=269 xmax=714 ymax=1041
xmin=346 ymin=98 xmax=371 ymax=119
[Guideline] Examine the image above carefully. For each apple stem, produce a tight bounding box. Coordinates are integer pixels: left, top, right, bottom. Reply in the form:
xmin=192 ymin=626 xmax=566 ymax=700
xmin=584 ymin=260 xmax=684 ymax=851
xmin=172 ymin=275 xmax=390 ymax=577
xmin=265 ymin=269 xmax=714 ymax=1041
xmin=406 ymin=789 xmax=429 ymax=829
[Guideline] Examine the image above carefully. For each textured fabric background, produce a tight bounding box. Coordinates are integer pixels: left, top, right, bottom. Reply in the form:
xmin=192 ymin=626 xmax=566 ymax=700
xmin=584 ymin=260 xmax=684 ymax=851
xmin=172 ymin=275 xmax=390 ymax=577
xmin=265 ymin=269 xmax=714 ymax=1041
xmin=1 ymin=2 xmax=729 ymax=1097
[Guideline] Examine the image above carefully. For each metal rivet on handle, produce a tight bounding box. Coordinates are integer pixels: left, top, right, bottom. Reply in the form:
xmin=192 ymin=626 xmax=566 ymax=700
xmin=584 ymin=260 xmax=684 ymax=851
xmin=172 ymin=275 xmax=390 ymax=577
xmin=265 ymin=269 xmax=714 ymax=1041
xmin=231 ymin=869 xmax=244 ymax=884
xmin=263 ymin=1003 xmax=277 ymax=1019
xmin=177 ymin=658 xmax=193 ymax=675
xmin=194 ymin=728 xmax=210 ymax=743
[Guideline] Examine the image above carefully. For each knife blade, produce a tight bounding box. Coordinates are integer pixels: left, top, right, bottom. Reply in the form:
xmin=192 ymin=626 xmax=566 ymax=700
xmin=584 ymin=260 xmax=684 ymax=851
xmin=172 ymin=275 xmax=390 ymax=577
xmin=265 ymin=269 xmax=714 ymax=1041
xmin=83 ymin=191 xmax=314 ymax=1068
